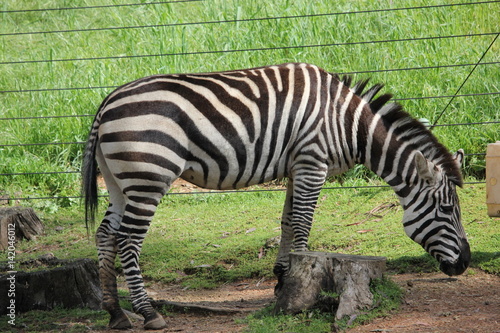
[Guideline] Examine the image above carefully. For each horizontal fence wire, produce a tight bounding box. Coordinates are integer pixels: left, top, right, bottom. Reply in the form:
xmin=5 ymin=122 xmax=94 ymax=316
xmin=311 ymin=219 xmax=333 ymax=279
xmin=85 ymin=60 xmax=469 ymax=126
xmin=0 ymin=171 xmax=80 ymax=177
xmin=2 ymin=61 xmax=500 ymax=94
xmin=2 ymin=182 xmax=486 ymax=203
xmin=1 ymin=121 xmax=499 ymax=148
xmin=1 ymin=1 xmax=497 ymax=203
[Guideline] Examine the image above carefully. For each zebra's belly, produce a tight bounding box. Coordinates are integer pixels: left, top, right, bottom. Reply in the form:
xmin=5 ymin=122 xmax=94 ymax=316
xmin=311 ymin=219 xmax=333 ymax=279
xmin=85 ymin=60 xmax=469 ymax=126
xmin=180 ymin=162 xmax=286 ymax=190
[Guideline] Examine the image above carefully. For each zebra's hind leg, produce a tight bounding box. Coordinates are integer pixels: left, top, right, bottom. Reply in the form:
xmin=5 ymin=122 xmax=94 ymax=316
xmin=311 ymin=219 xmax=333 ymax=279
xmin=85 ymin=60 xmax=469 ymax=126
xmin=96 ymin=211 xmax=132 ymax=329
xmin=95 ymin=150 xmax=134 ymax=329
xmin=116 ymin=195 xmax=167 ymax=330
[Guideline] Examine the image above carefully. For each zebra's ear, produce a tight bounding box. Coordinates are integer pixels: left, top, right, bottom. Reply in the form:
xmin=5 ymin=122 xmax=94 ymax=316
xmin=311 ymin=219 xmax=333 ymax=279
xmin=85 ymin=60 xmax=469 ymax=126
xmin=452 ymin=149 xmax=464 ymax=168
xmin=414 ymin=151 xmax=437 ymax=184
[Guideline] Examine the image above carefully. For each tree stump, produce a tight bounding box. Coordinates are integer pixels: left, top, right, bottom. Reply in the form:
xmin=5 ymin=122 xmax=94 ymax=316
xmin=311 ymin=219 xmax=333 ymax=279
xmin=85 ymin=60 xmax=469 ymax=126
xmin=275 ymin=252 xmax=386 ymax=319
xmin=0 ymin=257 xmax=102 ymax=314
xmin=0 ymin=207 xmax=44 ymax=251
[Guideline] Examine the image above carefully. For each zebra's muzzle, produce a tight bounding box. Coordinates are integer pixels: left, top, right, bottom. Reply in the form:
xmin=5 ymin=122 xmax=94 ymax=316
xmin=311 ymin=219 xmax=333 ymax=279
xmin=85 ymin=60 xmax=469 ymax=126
xmin=439 ymin=238 xmax=471 ymax=276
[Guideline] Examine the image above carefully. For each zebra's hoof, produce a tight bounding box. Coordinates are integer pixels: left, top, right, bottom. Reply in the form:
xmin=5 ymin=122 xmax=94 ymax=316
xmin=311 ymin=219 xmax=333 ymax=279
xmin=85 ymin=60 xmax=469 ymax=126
xmin=144 ymin=312 xmax=167 ymax=330
xmin=274 ymin=281 xmax=283 ymax=297
xmin=274 ymin=273 xmax=286 ymax=296
xmin=108 ymin=310 xmax=132 ymax=329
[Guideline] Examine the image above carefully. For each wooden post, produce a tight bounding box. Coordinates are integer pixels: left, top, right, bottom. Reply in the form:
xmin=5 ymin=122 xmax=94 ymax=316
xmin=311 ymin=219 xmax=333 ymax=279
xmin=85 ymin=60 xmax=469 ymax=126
xmin=275 ymin=252 xmax=386 ymax=319
xmin=0 ymin=207 xmax=44 ymax=251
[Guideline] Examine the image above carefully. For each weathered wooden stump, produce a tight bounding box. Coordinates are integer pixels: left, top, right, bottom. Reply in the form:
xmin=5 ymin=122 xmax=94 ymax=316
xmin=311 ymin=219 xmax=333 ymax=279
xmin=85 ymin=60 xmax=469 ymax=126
xmin=0 ymin=257 xmax=102 ymax=314
xmin=275 ymin=252 xmax=386 ymax=319
xmin=0 ymin=207 xmax=44 ymax=251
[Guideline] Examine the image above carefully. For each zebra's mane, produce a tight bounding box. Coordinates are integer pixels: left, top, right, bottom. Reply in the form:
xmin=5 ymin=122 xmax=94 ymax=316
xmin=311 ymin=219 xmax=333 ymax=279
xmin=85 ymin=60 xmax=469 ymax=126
xmin=340 ymin=75 xmax=463 ymax=186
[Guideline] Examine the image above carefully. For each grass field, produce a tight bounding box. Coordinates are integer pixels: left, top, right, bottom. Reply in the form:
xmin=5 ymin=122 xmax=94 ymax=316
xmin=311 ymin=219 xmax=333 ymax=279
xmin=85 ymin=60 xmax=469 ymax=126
xmin=1 ymin=1 xmax=499 ymax=331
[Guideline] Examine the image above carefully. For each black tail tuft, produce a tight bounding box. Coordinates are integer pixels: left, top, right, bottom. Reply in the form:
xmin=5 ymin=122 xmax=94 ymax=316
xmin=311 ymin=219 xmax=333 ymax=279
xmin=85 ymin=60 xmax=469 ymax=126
xmin=82 ymin=134 xmax=99 ymax=233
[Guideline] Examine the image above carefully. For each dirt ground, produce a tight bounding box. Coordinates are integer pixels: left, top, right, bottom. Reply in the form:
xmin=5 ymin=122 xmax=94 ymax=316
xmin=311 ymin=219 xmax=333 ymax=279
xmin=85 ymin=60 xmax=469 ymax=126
xmin=105 ymin=270 xmax=499 ymax=333
xmin=348 ymin=271 xmax=500 ymax=333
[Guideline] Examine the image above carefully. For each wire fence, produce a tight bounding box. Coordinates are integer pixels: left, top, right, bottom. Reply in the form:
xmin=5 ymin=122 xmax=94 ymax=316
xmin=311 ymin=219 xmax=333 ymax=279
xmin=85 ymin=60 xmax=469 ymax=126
xmin=1 ymin=1 xmax=498 ymax=203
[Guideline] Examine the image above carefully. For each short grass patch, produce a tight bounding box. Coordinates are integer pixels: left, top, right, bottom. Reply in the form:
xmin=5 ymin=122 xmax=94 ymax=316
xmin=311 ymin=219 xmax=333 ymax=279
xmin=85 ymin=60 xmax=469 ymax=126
xmin=0 ymin=307 xmax=109 ymax=333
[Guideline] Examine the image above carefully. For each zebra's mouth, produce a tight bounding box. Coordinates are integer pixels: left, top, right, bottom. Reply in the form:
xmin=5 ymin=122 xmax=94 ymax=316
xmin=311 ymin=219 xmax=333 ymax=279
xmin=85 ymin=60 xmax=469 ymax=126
xmin=439 ymin=238 xmax=471 ymax=276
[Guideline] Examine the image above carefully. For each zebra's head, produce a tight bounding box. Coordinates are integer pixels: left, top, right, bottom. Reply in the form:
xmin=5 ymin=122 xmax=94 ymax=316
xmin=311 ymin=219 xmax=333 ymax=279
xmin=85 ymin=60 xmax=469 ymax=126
xmin=402 ymin=149 xmax=470 ymax=276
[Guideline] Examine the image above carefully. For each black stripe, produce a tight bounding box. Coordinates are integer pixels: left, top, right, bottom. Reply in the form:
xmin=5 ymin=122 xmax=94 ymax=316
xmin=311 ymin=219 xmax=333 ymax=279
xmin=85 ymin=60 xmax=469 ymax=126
xmin=257 ymin=67 xmax=294 ymax=183
xmin=181 ymin=74 xmax=258 ymax=141
xmin=122 ymin=185 xmax=167 ymax=195
xmin=106 ymin=151 xmax=182 ymax=176
xmin=115 ymin=171 xmax=170 ymax=183
xmin=419 ymin=224 xmax=456 ymax=247
xmin=125 ymin=204 xmax=155 ymax=217
xmin=127 ymin=196 xmax=159 ymax=206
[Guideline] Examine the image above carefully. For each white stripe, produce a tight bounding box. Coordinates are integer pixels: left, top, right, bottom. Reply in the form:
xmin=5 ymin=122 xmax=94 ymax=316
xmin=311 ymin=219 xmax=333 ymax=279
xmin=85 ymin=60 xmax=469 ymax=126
xmin=338 ymin=88 xmax=354 ymax=163
xmin=350 ymin=98 xmax=367 ymax=159
xmin=270 ymin=65 xmax=283 ymax=92
xmin=274 ymin=65 xmax=297 ymax=177
xmin=331 ymin=80 xmax=345 ymax=169
xmin=299 ymin=65 xmax=323 ymax=139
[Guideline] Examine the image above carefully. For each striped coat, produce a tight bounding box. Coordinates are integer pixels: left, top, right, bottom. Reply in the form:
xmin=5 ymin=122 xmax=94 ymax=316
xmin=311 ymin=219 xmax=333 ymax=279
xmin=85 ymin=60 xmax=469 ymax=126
xmin=83 ymin=63 xmax=470 ymax=329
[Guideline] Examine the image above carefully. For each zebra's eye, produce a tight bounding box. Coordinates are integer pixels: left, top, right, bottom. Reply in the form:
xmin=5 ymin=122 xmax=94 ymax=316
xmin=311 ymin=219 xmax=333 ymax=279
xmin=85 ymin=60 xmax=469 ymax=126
xmin=440 ymin=205 xmax=454 ymax=214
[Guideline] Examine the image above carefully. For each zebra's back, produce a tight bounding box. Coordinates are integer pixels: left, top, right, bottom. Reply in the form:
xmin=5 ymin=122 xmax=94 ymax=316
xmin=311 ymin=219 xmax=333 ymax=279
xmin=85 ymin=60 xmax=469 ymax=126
xmin=93 ymin=63 xmax=334 ymax=190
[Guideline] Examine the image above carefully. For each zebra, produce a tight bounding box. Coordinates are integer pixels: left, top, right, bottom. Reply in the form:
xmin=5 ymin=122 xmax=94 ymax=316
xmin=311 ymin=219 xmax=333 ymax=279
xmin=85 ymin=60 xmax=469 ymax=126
xmin=82 ymin=62 xmax=470 ymax=329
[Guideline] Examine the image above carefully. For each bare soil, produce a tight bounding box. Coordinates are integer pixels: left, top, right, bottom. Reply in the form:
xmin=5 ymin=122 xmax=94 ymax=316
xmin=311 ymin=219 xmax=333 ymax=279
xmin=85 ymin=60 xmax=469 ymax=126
xmin=101 ymin=270 xmax=499 ymax=333
xmin=348 ymin=271 xmax=500 ymax=333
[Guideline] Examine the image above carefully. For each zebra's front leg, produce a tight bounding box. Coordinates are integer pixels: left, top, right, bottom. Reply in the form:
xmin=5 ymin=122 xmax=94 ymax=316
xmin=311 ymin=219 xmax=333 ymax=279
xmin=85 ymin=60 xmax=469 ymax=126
xmin=274 ymin=181 xmax=295 ymax=295
xmin=116 ymin=226 xmax=166 ymax=329
xmin=96 ymin=221 xmax=132 ymax=329
xmin=274 ymin=220 xmax=294 ymax=295
xmin=274 ymin=173 xmax=324 ymax=295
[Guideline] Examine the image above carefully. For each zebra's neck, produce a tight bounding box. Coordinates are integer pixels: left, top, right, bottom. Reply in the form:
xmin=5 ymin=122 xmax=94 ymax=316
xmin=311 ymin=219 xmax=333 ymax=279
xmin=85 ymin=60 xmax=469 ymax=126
xmin=363 ymin=102 xmax=413 ymax=195
xmin=331 ymin=79 xmax=458 ymax=199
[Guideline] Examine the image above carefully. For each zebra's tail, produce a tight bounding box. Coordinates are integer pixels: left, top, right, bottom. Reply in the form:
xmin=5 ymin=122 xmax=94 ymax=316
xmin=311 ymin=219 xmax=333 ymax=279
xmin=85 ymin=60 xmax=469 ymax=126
xmin=82 ymin=117 xmax=100 ymax=232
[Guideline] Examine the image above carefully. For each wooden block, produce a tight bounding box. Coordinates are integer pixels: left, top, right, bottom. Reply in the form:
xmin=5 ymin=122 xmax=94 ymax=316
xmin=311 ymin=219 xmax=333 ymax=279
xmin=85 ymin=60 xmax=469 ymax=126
xmin=275 ymin=252 xmax=386 ymax=319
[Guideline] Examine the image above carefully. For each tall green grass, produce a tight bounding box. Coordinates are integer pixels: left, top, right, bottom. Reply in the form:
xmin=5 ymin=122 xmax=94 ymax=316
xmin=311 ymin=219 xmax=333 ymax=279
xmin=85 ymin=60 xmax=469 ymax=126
xmin=1 ymin=0 xmax=499 ymax=202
